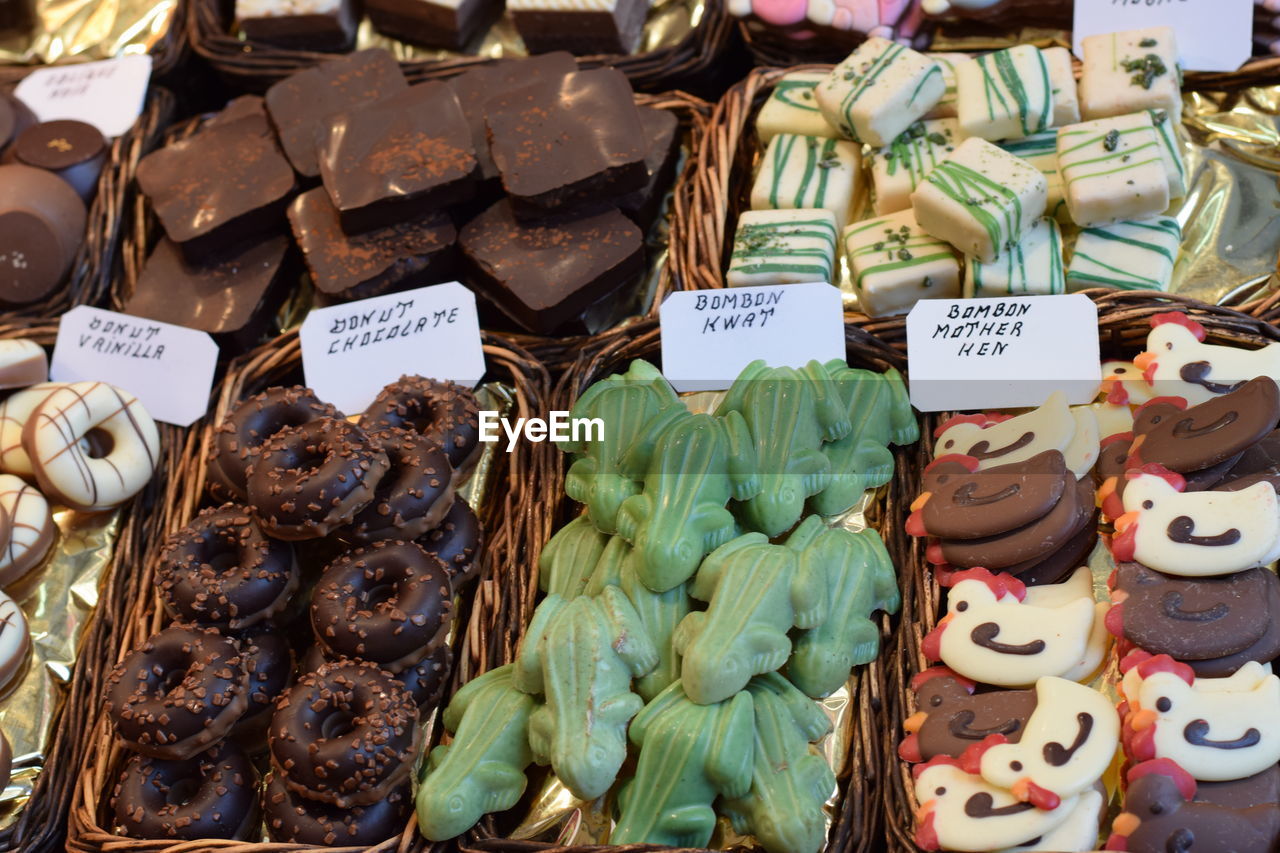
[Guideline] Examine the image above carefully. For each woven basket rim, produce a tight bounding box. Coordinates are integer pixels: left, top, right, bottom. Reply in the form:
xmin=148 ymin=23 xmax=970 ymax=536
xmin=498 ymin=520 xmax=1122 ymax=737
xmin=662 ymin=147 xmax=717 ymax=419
xmin=881 ymin=289 xmax=1280 ymax=853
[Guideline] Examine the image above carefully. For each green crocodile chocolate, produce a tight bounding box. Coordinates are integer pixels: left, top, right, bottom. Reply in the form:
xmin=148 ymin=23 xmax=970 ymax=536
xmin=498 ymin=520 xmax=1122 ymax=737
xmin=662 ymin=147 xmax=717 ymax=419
xmin=716 ymin=361 xmax=837 ymax=537
xmin=617 ymin=412 xmax=760 ymax=593
xmin=675 ymin=531 xmax=828 ymax=705
xmin=416 ymin=665 xmax=536 ymax=841
xmin=562 ymin=360 xmax=685 ymax=534
xmin=721 ymin=673 xmax=836 ymax=853
xmin=611 ymin=680 xmax=755 ymax=847
xmin=585 ymin=536 xmax=690 ymax=702
xmin=811 ymin=363 xmax=918 ymax=517
xmin=513 ymin=587 xmax=657 ymax=801
xmin=786 ymin=523 xmax=899 ymax=698
xmin=538 ymin=514 xmax=610 ymax=599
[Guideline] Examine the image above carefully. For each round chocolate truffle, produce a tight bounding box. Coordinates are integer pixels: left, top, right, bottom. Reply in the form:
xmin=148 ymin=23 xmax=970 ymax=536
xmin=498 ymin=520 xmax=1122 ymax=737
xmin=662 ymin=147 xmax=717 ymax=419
xmin=12 ymin=119 xmax=106 ymax=201
xmin=0 ymin=164 xmax=86 ymax=305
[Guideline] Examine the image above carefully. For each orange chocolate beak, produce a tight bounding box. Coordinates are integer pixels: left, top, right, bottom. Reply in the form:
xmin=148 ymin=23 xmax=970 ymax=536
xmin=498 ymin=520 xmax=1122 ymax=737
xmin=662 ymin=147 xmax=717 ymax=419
xmin=1130 ymin=709 xmax=1158 ymax=731
xmin=904 ymin=711 xmax=928 ymax=733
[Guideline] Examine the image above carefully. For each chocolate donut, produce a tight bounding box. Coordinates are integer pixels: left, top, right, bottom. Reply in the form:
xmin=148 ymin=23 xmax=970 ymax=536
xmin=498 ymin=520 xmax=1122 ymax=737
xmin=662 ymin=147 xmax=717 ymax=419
xmin=247 ymin=417 xmax=389 ymax=541
xmin=209 ymin=386 xmax=339 ymax=501
xmin=264 ymin=773 xmax=411 ymax=845
xmin=358 ymin=376 xmax=481 ymax=474
xmin=347 ymin=427 xmax=455 ymax=543
xmin=234 ymin=623 xmax=294 ymax=739
xmin=311 ymin=540 xmax=453 ymax=671
xmin=268 ymin=659 xmax=420 ymax=807
xmin=302 ymin=642 xmax=453 ymax=709
xmin=418 ymin=498 xmax=482 ymax=588
xmin=105 ymin=625 xmax=249 ymax=759
xmin=111 ymin=740 xmax=260 ymax=840
xmin=158 ymin=504 xmax=298 ymax=629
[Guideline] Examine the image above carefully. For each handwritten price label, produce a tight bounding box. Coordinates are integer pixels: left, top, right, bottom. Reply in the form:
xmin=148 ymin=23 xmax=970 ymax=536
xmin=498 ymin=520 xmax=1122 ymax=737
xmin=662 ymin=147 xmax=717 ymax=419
xmin=906 ymin=294 xmax=1102 ymax=412
xmin=14 ymin=55 xmax=152 ymax=138
xmin=300 ymin=281 xmax=485 ymax=414
xmin=1072 ymin=0 xmax=1250 ymax=72
xmin=659 ymin=282 xmax=846 ymax=392
xmin=50 ymin=306 xmax=218 ymax=427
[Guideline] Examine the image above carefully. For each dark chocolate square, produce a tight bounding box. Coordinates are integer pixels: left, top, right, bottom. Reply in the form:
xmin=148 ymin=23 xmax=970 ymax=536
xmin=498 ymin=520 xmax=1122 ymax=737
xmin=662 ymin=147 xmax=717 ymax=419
xmin=484 ymin=68 xmax=648 ymax=219
xmin=510 ymin=0 xmax=648 ymax=56
xmin=365 ymin=0 xmax=503 ymax=49
xmin=124 ymin=236 xmax=291 ymax=355
xmin=265 ymin=49 xmax=409 ymax=179
xmin=317 ymin=82 xmax=478 ymax=235
xmin=205 ymin=95 xmax=267 ymax=131
xmin=238 ymin=0 xmax=359 ymax=51
xmin=617 ymin=106 xmax=681 ymax=232
xmin=136 ymin=115 xmax=297 ymax=264
xmin=459 ymin=199 xmax=643 ymax=334
xmin=288 ymin=186 xmax=457 ymax=303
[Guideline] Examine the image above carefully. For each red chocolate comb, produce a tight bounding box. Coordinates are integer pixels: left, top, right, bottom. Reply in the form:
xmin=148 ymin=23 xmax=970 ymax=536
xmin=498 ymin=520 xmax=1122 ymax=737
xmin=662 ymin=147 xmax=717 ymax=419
xmin=948 ymin=567 xmax=1027 ymax=601
xmin=1135 ymin=653 xmax=1196 ymax=685
xmin=910 ymin=666 xmax=977 ymax=694
xmin=1127 ymin=757 xmax=1198 ymax=801
xmin=924 ymin=453 xmax=980 ymax=473
xmin=1150 ymin=311 xmax=1207 ymax=341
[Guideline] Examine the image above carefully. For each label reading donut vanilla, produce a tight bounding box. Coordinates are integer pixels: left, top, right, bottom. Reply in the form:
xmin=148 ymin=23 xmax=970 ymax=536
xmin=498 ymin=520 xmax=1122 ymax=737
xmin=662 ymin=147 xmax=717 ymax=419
xmin=50 ymin=306 xmax=217 ymax=427
xmin=300 ymin=281 xmax=485 ymax=415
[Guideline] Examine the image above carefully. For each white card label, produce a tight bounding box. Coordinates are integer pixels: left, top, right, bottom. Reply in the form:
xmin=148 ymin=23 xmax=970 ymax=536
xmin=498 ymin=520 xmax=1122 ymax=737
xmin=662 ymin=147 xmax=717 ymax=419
xmin=50 ymin=306 xmax=218 ymax=427
xmin=659 ymin=282 xmax=846 ymax=392
xmin=906 ymin=294 xmax=1102 ymax=412
xmin=14 ymin=55 xmax=152 ymax=139
xmin=300 ymin=281 xmax=485 ymax=415
xmin=1072 ymin=0 xmax=1251 ymax=72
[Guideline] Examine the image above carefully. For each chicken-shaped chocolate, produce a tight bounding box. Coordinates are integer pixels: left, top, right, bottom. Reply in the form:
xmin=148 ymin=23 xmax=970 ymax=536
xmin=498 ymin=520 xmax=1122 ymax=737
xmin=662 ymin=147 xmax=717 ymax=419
xmin=810 ymin=361 xmax=918 ymax=517
xmin=720 ymin=673 xmax=835 ymax=853
xmin=922 ymin=567 xmax=1109 ymax=688
xmin=611 ymin=680 xmax=755 ymax=848
xmin=715 ymin=360 xmax=842 ymax=537
xmin=1111 ymin=465 xmax=1280 ymax=576
xmin=1125 ymin=657 xmax=1280 ymax=782
xmin=785 ymin=519 xmax=899 ymax=698
xmin=617 ymin=411 xmax=759 ymax=592
xmin=513 ymin=586 xmax=658 ymax=801
xmin=1108 ymin=759 xmax=1280 ymax=853
xmin=912 ymin=755 xmax=1103 ymax=852
xmin=932 ymin=392 xmax=1096 ymax=478
xmin=416 ymin=664 xmax=537 ymax=841
xmin=899 ymin=667 xmax=1038 ymax=763
xmin=561 ymin=360 xmax=685 ymax=534
xmin=538 ymin=514 xmax=610 ymax=599
xmin=675 ymin=527 xmax=829 ymax=705
xmin=1135 ymin=311 xmax=1280 ymax=405
xmin=967 ymin=676 xmax=1119 ymax=811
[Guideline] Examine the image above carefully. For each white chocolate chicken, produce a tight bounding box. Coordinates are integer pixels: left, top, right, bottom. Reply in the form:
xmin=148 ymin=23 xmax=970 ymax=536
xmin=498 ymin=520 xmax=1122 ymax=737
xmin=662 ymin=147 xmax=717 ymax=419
xmin=933 ymin=392 xmax=1098 ymax=479
xmin=1135 ymin=312 xmax=1280 ymax=406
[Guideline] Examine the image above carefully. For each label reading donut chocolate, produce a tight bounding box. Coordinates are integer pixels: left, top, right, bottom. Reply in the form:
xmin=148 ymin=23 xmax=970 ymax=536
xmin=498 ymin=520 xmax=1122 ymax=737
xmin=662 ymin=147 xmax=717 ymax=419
xmin=50 ymin=306 xmax=217 ymax=427
xmin=300 ymin=282 xmax=484 ymax=415
xmin=905 ymin=294 xmax=1101 ymax=412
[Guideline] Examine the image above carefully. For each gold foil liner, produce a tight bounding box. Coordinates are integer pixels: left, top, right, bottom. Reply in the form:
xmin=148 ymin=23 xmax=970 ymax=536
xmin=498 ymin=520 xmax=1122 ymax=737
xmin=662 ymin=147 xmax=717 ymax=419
xmin=0 ymin=506 xmax=120 ymax=828
xmin=0 ymin=0 xmax=175 ymax=66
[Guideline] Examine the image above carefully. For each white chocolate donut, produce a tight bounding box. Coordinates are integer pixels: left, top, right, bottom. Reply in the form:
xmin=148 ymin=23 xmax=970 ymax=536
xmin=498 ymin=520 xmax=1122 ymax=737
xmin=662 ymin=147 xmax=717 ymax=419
xmin=23 ymin=382 xmax=160 ymax=512
xmin=0 ymin=730 xmax=11 ymax=792
xmin=0 ymin=383 xmax=60 ymax=478
xmin=0 ymin=341 xmax=47 ymax=391
xmin=0 ymin=591 xmax=30 ymax=693
xmin=0 ymin=475 xmax=54 ymax=588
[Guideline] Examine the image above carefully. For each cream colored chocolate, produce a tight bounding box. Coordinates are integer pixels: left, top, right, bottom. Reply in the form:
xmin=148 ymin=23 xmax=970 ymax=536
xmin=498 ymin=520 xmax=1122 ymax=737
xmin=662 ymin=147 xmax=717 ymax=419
xmin=1079 ymin=27 xmax=1182 ymax=122
xmin=1057 ymin=113 xmax=1170 ymax=228
xmin=0 ymin=475 xmax=54 ymax=588
xmin=816 ymin=38 xmax=945 ymax=147
xmin=868 ymin=118 xmax=960 ymax=216
xmin=910 ymin=137 xmax=1046 ymax=262
xmin=756 ymin=73 xmax=840 ymax=145
xmin=1067 ymin=217 xmax=1180 ymax=291
xmin=955 ymin=45 xmax=1052 ymax=141
xmin=0 ymin=383 xmax=60 ymax=479
xmin=843 ymin=210 xmax=961 ymax=317
xmin=24 ymin=382 xmax=159 ymax=511
xmin=0 ymin=590 xmax=29 ymax=693
xmin=0 ymin=341 xmax=47 ymax=391
xmin=1149 ymin=108 xmax=1187 ymax=200
xmin=964 ymin=216 xmax=1064 ymax=298
xmin=924 ymin=53 xmax=968 ymax=119
xmin=1042 ymin=46 xmax=1081 ymax=127
xmin=997 ymin=132 xmax=1067 ymax=222
xmin=750 ymin=134 xmax=862 ymax=229
xmin=726 ymin=209 xmax=839 ymax=287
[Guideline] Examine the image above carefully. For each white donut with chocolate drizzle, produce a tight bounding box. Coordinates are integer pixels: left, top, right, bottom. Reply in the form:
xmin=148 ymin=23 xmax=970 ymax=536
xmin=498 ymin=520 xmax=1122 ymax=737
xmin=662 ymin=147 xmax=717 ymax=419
xmin=0 ymin=475 xmax=54 ymax=587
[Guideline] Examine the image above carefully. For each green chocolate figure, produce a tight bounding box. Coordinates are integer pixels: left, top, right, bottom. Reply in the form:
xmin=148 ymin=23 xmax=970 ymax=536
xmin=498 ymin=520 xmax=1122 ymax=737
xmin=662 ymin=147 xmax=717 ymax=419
xmin=513 ymin=586 xmax=658 ymax=801
xmin=416 ymin=665 xmax=537 ymax=841
xmin=538 ymin=514 xmax=610 ymax=600
xmin=611 ymin=680 xmax=756 ymax=848
xmin=721 ymin=673 xmax=836 ymax=853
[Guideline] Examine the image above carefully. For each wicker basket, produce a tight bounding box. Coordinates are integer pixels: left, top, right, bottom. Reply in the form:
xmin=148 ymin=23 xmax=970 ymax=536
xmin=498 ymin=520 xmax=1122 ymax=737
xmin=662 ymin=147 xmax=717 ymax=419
xmin=187 ymin=0 xmax=734 ymax=93
xmin=446 ymin=315 xmax=913 ymax=853
xmin=64 ymin=325 xmax=553 ymax=853
xmin=113 ymin=89 xmax=711 ymax=374
xmin=877 ymin=288 xmax=1280 ymax=853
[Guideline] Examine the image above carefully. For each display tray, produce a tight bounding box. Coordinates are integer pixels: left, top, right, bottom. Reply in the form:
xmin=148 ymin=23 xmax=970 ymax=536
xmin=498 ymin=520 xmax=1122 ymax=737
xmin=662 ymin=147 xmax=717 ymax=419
xmin=112 ymin=87 xmax=711 ymax=373
xmin=444 ymin=316 xmax=914 ymax=853
xmin=674 ymin=65 xmax=1280 ymax=312
xmin=187 ymin=0 xmax=732 ymax=93
xmin=877 ymin=288 xmax=1280 ymax=853
xmin=64 ymin=327 xmax=553 ymax=853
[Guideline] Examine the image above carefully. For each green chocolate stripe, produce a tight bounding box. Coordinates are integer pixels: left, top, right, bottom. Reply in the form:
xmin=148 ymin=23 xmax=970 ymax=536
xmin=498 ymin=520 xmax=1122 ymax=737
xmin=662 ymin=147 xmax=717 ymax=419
xmin=1149 ymin=109 xmax=1186 ymax=185
xmin=977 ymin=49 xmax=1050 ymax=136
xmin=1078 ymin=225 xmax=1176 ymax=262
xmin=908 ymin=64 xmax=943 ymax=107
xmin=773 ymin=79 xmax=821 ymax=113
xmin=838 ymin=43 xmax=906 ymax=138
xmin=925 ymin=160 xmax=1023 ymax=258
xmin=855 ymin=252 xmax=955 ymax=289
